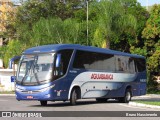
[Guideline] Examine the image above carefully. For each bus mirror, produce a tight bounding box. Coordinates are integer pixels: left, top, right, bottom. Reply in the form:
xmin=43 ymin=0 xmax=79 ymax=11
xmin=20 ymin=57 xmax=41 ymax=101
xmin=56 ymin=54 xmax=61 ymax=68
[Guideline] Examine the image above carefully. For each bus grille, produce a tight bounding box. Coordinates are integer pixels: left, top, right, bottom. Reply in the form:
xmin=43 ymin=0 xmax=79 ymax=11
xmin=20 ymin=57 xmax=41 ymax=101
xmin=21 ymin=90 xmax=40 ymax=94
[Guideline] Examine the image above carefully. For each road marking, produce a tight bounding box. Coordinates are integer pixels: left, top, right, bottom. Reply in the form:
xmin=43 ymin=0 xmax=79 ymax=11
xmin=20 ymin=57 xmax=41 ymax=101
xmin=0 ymin=100 xmax=8 ymax=101
xmin=119 ymin=104 xmax=159 ymax=111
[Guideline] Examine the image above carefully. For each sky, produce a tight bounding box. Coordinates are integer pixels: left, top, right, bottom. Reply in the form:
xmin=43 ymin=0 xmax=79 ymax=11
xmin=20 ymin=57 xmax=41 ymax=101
xmin=137 ymin=0 xmax=160 ymax=6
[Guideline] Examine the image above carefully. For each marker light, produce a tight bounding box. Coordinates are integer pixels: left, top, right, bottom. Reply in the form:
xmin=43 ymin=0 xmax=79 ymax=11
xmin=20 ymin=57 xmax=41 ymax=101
xmin=39 ymin=84 xmax=55 ymax=92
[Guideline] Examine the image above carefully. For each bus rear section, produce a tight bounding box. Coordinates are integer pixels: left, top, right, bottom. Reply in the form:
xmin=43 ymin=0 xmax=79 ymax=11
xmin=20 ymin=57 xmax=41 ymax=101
xmin=69 ymin=50 xmax=146 ymax=104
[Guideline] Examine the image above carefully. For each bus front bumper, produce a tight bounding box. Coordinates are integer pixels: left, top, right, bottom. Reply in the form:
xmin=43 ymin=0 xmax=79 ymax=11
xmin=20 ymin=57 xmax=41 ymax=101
xmin=16 ymin=91 xmax=54 ymax=101
xmin=15 ymin=85 xmax=58 ymax=101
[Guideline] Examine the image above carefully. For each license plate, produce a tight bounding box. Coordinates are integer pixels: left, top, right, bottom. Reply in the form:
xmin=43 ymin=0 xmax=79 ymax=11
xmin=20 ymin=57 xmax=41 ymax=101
xmin=27 ymin=96 xmax=33 ymax=99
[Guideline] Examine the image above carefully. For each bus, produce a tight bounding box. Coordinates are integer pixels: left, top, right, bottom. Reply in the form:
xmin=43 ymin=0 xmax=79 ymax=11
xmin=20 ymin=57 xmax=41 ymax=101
xmin=15 ymin=44 xmax=147 ymax=105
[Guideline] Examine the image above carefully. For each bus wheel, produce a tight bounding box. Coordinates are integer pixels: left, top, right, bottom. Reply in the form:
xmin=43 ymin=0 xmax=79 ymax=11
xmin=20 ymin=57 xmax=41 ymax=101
xmin=70 ymin=89 xmax=78 ymax=105
xmin=119 ymin=89 xmax=132 ymax=103
xmin=40 ymin=101 xmax=47 ymax=106
xmin=96 ymin=98 xmax=108 ymax=103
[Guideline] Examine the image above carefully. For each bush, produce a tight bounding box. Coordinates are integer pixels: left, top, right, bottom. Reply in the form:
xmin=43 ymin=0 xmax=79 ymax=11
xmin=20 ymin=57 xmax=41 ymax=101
xmin=147 ymin=75 xmax=159 ymax=93
xmin=3 ymin=40 xmax=23 ymax=68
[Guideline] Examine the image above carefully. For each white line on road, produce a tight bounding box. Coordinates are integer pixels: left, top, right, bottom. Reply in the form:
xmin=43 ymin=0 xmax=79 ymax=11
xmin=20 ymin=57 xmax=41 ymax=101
xmin=119 ymin=104 xmax=159 ymax=111
xmin=0 ymin=100 xmax=8 ymax=101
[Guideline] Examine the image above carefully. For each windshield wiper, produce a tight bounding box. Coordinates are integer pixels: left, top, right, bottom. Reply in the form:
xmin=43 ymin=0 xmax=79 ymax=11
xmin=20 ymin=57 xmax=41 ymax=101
xmin=21 ymin=56 xmax=41 ymax=85
xmin=21 ymin=61 xmax=33 ymax=85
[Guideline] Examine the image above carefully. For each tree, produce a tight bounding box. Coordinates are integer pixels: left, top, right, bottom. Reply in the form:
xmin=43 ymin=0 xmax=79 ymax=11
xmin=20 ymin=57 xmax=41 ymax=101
xmin=3 ymin=40 xmax=23 ymax=68
xmin=89 ymin=0 xmax=137 ymax=49
xmin=142 ymin=4 xmax=160 ymax=74
xmin=28 ymin=17 xmax=86 ymax=46
xmin=12 ymin=0 xmax=88 ymax=44
xmin=15 ymin=0 xmax=88 ymax=27
xmin=121 ymin=0 xmax=149 ymax=53
xmin=15 ymin=0 xmax=58 ymax=42
xmin=142 ymin=4 xmax=160 ymax=91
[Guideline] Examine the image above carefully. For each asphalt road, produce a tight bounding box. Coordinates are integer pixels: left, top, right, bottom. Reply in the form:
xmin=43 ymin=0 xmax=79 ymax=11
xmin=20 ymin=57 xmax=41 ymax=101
xmin=0 ymin=96 xmax=159 ymax=120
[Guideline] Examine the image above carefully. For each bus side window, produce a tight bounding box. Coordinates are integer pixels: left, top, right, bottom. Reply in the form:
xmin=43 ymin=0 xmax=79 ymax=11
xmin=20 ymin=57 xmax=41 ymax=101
xmin=115 ymin=56 xmax=135 ymax=73
xmin=128 ymin=58 xmax=135 ymax=73
xmin=134 ymin=58 xmax=146 ymax=72
xmin=117 ymin=58 xmax=123 ymax=71
xmin=54 ymin=50 xmax=73 ymax=77
xmin=116 ymin=57 xmax=126 ymax=72
xmin=55 ymin=54 xmax=63 ymax=76
xmin=73 ymin=50 xmax=115 ymax=71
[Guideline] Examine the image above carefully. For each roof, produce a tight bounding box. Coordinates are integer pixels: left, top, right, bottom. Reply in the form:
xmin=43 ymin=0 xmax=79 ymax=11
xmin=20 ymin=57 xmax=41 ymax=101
xmin=23 ymin=44 xmax=145 ymax=59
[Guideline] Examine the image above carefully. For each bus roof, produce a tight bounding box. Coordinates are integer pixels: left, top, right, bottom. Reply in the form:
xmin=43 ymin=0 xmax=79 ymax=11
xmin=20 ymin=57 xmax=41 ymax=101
xmin=23 ymin=44 xmax=145 ymax=59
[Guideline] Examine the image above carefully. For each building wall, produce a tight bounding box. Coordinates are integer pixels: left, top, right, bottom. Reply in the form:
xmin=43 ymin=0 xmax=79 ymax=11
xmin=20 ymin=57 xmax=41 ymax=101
xmin=0 ymin=0 xmax=15 ymax=32
xmin=0 ymin=69 xmax=15 ymax=91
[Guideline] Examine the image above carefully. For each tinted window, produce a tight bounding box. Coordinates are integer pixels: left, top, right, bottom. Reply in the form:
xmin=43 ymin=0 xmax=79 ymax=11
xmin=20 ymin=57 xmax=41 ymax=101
xmin=73 ymin=50 xmax=115 ymax=72
xmin=115 ymin=56 xmax=136 ymax=73
xmin=135 ymin=58 xmax=146 ymax=72
xmin=73 ymin=50 xmax=145 ymax=73
xmin=54 ymin=50 xmax=73 ymax=78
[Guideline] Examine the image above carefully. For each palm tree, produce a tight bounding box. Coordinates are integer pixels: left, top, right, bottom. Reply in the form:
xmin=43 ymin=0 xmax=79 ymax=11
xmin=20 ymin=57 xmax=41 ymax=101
xmin=90 ymin=0 xmax=137 ymax=48
xmin=30 ymin=17 xmax=85 ymax=46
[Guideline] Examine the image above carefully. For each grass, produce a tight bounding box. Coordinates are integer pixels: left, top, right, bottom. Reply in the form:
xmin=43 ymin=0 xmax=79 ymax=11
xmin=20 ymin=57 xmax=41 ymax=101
xmin=135 ymin=101 xmax=160 ymax=106
xmin=147 ymin=90 xmax=160 ymax=94
xmin=0 ymin=91 xmax=15 ymax=94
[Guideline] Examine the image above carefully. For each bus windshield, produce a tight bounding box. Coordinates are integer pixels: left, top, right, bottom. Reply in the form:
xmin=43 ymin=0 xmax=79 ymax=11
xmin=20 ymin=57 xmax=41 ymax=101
xmin=16 ymin=53 xmax=55 ymax=85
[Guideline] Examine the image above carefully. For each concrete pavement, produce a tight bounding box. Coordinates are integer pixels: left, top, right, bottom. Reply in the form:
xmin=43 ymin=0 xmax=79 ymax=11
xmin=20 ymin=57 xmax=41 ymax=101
xmin=0 ymin=94 xmax=160 ymax=109
xmin=0 ymin=94 xmax=15 ymax=96
xmin=0 ymin=95 xmax=160 ymax=120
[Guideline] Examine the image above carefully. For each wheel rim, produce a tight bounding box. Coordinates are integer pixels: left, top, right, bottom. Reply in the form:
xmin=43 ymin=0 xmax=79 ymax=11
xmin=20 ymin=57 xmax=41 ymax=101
xmin=71 ymin=90 xmax=77 ymax=105
xmin=74 ymin=91 xmax=77 ymax=100
xmin=126 ymin=92 xmax=131 ymax=101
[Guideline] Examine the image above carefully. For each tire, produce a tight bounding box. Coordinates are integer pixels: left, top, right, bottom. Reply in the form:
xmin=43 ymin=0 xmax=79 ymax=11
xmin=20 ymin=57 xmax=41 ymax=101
xmin=96 ymin=98 xmax=108 ymax=103
xmin=70 ymin=89 xmax=78 ymax=105
xmin=40 ymin=101 xmax=47 ymax=106
xmin=118 ymin=89 xmax=132 ymax=103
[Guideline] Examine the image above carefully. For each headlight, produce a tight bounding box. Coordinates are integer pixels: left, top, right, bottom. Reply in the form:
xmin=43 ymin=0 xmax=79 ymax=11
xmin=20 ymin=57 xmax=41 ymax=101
xmin=39 ymin=84 xmax=55 ymax=92
xmin=15 ymin=87 xmax=23 ymax=92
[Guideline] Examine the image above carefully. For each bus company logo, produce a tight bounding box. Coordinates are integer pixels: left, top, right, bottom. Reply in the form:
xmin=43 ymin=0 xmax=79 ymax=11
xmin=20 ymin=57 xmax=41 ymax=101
xmin=2 ymin=112 xmax=11 ymax=117
xmin=91 ymin=73 xmax=113 ymax=80
xmin=28 ymin=91 xmax=32 ymax=94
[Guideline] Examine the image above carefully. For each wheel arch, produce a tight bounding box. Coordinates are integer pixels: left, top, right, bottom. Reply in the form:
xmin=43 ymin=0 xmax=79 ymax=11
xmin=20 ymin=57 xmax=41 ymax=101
xmin=68 ymin=85 xmax=81 ymax=100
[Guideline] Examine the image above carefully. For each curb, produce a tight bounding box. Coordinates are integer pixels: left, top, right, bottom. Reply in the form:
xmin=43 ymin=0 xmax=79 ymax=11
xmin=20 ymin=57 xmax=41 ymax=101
xmin=133 ymin=94 xmax=160 ymax=98
xmin=0 ymin=94 xmax=15 ymax=96
xmin=129 ymin=102 xmax=160 ymax=109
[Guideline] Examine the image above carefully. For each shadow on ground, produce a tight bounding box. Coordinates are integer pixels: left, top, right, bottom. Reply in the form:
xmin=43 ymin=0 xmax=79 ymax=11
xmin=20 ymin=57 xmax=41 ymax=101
xmin=30 ymin=99 xmax=121 ymax=107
